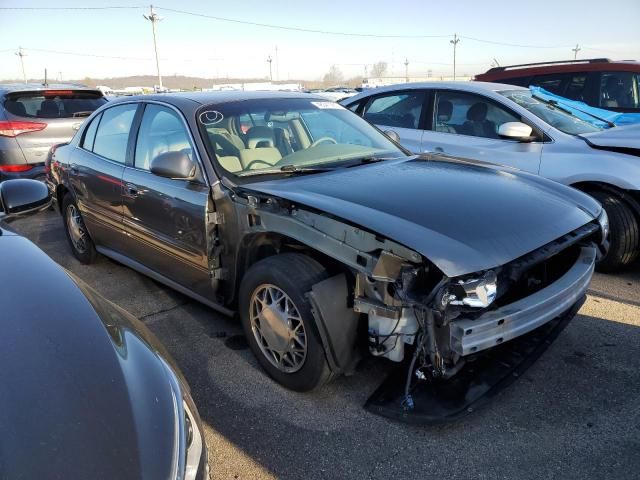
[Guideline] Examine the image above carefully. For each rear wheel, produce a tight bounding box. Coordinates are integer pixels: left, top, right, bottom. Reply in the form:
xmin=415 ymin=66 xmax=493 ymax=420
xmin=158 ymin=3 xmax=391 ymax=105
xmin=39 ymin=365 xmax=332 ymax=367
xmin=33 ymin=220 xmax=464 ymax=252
xmin=590 ymin=191 xmax=639 ymax=272
xmin=239 ymin=253 xmax=333 ymax=391
xmin=62 ymin=194 xmax=97 ymax=264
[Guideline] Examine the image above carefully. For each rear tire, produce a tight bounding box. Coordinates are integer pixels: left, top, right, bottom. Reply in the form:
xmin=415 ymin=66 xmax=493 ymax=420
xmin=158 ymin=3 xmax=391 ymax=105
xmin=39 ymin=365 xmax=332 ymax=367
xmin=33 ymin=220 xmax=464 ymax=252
xmin=62 ymin=194 xmax=97 ymax=264
xmin=590 ymin=191 xmax=639 ymax=272
xmin=239 ymin=253 xmax=333 ymax=392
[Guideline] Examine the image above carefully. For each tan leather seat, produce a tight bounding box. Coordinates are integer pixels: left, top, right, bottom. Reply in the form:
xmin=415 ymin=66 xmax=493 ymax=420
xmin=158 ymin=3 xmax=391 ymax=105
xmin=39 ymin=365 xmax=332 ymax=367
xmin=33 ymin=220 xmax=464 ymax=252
xmin=239 ymin=147 xmax=282 ymax=169
xmin=246 ymin=126 xmax=276 ymax=149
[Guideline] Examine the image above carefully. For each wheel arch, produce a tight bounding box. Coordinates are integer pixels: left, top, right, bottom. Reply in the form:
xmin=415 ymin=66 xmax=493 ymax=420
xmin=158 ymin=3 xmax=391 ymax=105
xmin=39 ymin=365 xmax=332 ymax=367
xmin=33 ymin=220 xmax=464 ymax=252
xmin=570 ymin=181 xmax=640 ymax=218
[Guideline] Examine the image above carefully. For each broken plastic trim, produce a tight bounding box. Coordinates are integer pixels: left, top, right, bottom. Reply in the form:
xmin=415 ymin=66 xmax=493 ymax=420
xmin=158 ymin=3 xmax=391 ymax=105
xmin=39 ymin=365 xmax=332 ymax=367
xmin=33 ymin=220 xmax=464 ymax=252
xmin=364 ymin=296 xmax=585 ymax=425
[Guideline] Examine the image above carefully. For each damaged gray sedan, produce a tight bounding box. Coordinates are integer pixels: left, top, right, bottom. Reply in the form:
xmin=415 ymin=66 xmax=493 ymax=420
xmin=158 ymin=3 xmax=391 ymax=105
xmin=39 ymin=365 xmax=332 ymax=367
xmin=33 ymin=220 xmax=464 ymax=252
xmin=48 ymin=92 xmax=608 ymax=420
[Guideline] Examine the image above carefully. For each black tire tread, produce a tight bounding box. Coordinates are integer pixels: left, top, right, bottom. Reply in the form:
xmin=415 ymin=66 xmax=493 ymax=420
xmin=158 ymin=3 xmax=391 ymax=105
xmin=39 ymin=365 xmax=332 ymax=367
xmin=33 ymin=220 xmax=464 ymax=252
xmin=589 ymin=191 xmax=639 ymax=272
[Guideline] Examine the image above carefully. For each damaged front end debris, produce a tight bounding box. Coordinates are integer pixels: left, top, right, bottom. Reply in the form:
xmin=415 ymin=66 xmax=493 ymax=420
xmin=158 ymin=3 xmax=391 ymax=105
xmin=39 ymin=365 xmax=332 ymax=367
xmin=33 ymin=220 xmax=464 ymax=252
xmin=232 ymin=188 xmax=600 ymax=423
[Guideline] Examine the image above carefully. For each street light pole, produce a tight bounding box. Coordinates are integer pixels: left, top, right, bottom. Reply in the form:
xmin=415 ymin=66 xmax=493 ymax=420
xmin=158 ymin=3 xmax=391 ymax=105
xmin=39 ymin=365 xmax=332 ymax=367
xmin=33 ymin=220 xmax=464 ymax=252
xmin=267 ymin=56 xmax=273 ymax=81
xmin=143 ymin=5 xmax=163 ymax=90
xmin=16 ymin=47 xmax=27 ymax=83
xmin=572 ymin=44 xmax=581 ymax=60
xmin=450 ymin=33 xmax=460 ymax=80
xmin=404 ymin=58 xmax=409 ymax=83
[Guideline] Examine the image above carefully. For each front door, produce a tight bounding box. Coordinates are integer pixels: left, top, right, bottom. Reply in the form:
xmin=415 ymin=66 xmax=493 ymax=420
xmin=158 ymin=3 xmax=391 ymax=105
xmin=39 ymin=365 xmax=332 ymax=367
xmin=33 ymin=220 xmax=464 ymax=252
xmin=120 ymin=103 xmax=214 ymax=298
xmin=362 ymin=90 xmax=427 ymax=153
xmin=422 ymin=90 xmax=543 ymax=174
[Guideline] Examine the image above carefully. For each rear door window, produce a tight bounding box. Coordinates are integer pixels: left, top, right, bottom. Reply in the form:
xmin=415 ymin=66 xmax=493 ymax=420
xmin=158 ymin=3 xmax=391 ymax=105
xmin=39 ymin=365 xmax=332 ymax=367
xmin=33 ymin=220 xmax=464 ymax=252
xmin=4 ymin=90 xmax=107 ymax=119
xmin=564 ymin=74 xmax=588 ymax=101
xmin=93 ymin=104 xmax=137 ymax=164
xmin=363 ymin=92 xmax=425 ymax=129
xmin=530 ymin=74 xmax=570 ymax=95
xmin=81 ymin=113 xmax=101 ymax=151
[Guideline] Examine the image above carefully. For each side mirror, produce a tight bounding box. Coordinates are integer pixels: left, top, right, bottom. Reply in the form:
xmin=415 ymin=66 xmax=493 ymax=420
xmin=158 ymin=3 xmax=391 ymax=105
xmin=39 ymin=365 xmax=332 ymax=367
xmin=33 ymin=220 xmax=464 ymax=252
xmin=0 ymin=179 xmax=51 ymax=222
xmin=498 ymin=122 xmax=534 ymax=142
xmin=150 ymin=151 xmax=196 ymax=179
xmin=384 ymin=129 xmax=401 ymax=143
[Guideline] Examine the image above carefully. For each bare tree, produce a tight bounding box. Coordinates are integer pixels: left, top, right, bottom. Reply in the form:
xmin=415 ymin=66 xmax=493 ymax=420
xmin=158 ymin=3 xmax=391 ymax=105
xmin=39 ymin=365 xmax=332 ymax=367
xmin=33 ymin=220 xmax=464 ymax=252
xmin=323 ymin=65 xmax=344 ymax=86
xmin=371 ymin=61 xmax=388 ymax=78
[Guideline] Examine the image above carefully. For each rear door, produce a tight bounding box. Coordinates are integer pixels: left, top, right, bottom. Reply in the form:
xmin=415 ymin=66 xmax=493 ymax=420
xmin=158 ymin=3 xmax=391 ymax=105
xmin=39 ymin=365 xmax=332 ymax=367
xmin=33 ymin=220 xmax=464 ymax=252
xmin=422 ymin=89 xmax=544 ymax=173
xmin=361 ymin=90 xmax=427 ymax=153
xmin=4 ymin=89 xmax=107 ymax=165
xmin=120 ymin=103 xmax=213 ymax=298
xmin=68 ymin=103 xmax=138 ymax=253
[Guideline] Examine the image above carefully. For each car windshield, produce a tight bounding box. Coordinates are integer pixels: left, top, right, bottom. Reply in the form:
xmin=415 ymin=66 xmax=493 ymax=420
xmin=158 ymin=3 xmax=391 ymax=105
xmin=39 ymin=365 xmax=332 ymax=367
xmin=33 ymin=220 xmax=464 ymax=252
xmin=198 ymin=98 xmax=405 ymax=177
xmin=500 ymin=90 xmax=604 ymax=135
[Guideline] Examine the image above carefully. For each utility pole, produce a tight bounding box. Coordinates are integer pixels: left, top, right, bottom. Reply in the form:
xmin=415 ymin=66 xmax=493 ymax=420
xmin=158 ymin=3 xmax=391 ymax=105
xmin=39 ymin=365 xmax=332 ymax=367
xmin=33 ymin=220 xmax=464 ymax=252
xmin=16 ymin=47 xmax=27 ymax=83
xmin=404 ymin=58 xmax=409 ymax=83
xmin=572 ymin=44 xmax=581 ymax=60
xmin=450 ymin=33 xmax=460 ymax=80
xmin=267 ymin=56 xmax=273 ymax=81
xmin=275 ymin=46 xmax=279 ymax=82
xmin=143 ymin=5 xmax=163 ymax=90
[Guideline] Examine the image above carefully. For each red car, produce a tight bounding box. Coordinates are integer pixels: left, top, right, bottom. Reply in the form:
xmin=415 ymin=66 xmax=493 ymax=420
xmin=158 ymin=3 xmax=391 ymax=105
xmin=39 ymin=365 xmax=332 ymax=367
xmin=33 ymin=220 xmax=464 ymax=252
xmin=475 ymin=58 xmax=640 ymax=113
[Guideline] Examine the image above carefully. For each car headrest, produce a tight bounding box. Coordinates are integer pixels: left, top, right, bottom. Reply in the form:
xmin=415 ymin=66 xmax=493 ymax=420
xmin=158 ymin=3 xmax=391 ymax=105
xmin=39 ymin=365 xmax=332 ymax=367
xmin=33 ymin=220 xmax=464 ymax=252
xmin=437 ymin=100 xmax=453 ymax=121
xmin=467 ymin=102 xmax=488 ymax=121
xmin=246 ymin=126 xmax=275 ymax=149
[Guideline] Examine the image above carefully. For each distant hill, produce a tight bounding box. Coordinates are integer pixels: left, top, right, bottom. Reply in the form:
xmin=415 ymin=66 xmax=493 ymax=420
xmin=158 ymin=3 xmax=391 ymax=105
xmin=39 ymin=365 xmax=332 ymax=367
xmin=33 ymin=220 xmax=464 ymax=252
xmin=0 ymin=75 xmax=354 ymax=90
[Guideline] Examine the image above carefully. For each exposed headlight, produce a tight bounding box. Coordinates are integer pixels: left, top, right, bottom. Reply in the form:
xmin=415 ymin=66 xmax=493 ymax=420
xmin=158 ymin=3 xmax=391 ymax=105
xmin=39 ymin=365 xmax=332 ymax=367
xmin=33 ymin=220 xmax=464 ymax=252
xmin=598 ymin=208 xmax=610 ymax=242
xmin=445 ymin=270 xmax=498 ymax=309
xmin=183 ymin=400 xmax=205 ymax=480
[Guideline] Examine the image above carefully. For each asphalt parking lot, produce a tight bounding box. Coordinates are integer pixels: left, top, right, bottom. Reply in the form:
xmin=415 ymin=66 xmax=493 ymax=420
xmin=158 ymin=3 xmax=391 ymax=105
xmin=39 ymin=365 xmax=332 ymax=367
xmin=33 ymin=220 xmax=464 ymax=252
xmin=11 ymin=209 xmax=640 ymax=480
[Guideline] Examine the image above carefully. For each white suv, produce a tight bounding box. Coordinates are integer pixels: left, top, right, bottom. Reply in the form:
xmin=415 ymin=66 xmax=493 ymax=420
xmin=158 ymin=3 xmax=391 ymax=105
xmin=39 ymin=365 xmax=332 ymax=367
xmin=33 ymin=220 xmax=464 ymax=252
xmin=342 ymin=81 xmax=640 ymax=271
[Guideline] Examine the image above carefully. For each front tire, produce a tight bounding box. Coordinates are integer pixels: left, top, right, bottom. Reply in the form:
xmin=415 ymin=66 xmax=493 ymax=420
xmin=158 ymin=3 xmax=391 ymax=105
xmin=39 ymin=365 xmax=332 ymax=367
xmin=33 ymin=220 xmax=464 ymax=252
xmin=62 ymin=194 xmax=97 ymax=264
xmin=590 ymin=191 xmax=639 ymax=272
xmin=239 ymin=253 xmax=333 ymax=391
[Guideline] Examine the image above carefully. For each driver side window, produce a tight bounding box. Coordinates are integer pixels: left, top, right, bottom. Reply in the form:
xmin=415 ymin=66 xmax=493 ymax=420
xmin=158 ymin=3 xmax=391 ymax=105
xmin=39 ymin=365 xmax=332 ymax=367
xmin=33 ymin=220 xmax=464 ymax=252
xmin=433 ymin=91 xmax=520 ymax=139
xmin=134 ymin=104 xmax=194 ymax=171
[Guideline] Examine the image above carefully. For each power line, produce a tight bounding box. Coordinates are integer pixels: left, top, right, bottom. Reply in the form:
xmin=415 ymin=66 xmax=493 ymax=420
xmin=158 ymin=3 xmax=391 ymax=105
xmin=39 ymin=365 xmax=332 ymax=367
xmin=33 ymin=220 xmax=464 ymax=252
xmin=460 ymin=35 xmax=570 ymax=49
xmin=20 ymin=47 xmax=150 ymax=60
xmin=154 ymin=6 xmax=452 ymax=38
xmin=0 ymin=6 xmax=143 ymax=10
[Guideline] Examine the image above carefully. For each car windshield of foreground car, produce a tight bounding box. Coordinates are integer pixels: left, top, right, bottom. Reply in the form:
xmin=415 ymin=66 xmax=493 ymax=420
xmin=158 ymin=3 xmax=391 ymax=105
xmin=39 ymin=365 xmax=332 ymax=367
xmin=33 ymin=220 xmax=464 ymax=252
xmin=500 ymin=90 xmax=604 ymax=135
xmin=4 ymin=90 xmax=107 ymax=119
xmin=198 ymin=98 xmax=406 ymax=177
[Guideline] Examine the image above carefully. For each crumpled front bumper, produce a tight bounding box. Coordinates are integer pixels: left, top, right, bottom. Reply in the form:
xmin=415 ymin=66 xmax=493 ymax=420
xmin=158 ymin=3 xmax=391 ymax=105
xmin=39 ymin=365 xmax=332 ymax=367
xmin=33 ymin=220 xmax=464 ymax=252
xmin=450 ymin=246 xmax=596 ymax=357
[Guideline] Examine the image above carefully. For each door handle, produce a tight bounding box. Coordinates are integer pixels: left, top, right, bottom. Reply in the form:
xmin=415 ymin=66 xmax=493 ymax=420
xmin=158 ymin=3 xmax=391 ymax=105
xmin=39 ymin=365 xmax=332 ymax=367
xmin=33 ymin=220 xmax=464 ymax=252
xmin=125 ymin=184 xmax=139 ymax=197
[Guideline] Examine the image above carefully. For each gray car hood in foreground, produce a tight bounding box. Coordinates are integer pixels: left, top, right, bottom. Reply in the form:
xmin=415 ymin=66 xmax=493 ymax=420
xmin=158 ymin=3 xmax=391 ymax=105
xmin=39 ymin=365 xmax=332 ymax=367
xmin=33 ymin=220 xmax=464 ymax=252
xmin=579 ymin=123 xmax=640 ymax=150
xmin=244 ymin=156 xmax=601 ymax=277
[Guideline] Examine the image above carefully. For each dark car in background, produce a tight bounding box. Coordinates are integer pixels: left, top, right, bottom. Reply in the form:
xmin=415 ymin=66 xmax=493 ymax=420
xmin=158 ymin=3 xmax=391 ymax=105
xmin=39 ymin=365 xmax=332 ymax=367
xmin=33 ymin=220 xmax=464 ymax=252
xmin=0 ymin=179 xmax=208 ymax=479
xmin=475 ymin=58 xmax=640 ymax=113
xmin=46 ymin=91 xmax=607 ymax=409
xmin=0 ymin=84 xmax=107 ymax=181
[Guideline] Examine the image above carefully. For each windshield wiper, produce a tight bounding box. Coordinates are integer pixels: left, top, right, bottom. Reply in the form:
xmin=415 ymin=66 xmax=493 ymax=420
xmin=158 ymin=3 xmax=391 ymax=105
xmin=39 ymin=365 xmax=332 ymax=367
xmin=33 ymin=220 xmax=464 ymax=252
xmin=237 ymin=164 xmax=336 ymax=177
xmin=531 ymin=94 xmax=615 ymax=128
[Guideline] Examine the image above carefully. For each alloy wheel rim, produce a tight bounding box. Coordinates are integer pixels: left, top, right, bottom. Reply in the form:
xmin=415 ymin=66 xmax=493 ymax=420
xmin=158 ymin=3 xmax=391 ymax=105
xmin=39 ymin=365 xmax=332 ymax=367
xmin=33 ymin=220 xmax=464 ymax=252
xmin=250 ymin=284 xmax=307 ymax=373
xmin=66 ymin=204 xmax=88 ymax=254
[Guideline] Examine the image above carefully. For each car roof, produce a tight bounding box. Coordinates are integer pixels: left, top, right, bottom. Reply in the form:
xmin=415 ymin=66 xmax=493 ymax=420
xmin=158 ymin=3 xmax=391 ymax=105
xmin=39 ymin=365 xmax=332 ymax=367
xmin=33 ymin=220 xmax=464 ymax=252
xmin=107 ymin=90 xmax=326 ymax=109
xmin=344 ymin=81 xmax=525 ymax=103
xmin=0 ymin=83 xmax=101 ymax=95
xmin=476 ymin=59 xmax=640 ymax=80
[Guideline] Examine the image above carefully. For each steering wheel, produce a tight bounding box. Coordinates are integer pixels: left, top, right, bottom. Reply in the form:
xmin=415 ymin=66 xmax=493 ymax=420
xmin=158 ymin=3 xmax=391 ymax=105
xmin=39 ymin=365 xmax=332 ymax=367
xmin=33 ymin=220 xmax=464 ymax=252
xmin=245 ymin=159 xmax=275 ymax=170
xmin=310 ymin=137 xmax=337 ymax=148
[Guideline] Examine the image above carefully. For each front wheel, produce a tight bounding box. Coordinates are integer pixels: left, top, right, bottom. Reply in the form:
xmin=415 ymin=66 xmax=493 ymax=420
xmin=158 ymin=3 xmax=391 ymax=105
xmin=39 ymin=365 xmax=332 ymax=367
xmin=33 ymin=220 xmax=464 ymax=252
xmin=239 ymin=253 xmax=333 ymax=391
xmin=590 ymin=191 xmax=639 ymax=272
xmin=62 ymin=194 xmax=97 ymax=264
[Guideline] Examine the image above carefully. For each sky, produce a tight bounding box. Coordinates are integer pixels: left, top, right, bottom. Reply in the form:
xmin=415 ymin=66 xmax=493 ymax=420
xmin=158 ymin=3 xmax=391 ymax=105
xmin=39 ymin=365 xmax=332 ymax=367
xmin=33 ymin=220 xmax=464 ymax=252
xmin=1 ymin=0 xmax=639 ymax=83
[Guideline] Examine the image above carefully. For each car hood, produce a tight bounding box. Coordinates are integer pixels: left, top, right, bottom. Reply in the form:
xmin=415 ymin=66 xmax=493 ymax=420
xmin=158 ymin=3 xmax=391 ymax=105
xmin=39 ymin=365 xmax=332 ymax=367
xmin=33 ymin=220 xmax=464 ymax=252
xmin=0 ymin=235 xmax=181 ymax=479
xmin=579 ymin=123 xmax=640 ymax=152
xmin=243 ymin=156 xmax=601 ymax=277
